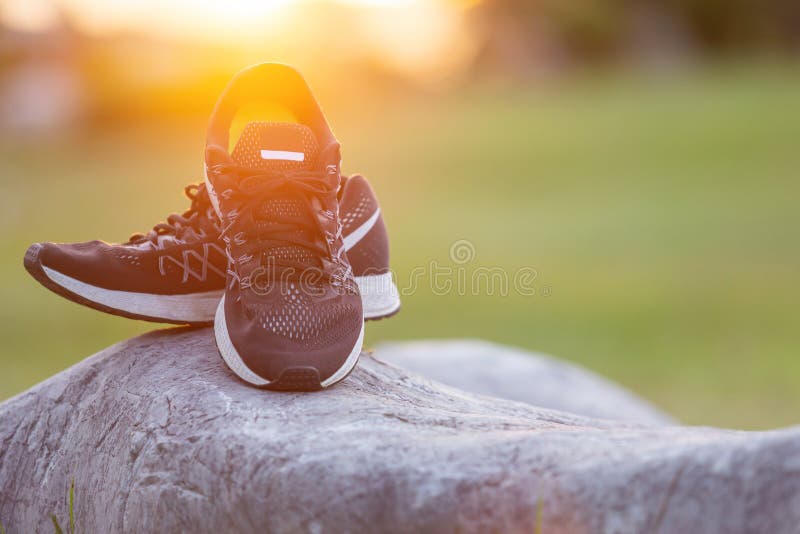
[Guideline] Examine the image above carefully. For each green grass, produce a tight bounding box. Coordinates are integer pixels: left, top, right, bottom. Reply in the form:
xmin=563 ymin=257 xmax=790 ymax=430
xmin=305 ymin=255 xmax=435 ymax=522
xmin=1 ymin=63 xmax=798 ymax=429
xmin=50 ymin=478 xmax=75 ymax=534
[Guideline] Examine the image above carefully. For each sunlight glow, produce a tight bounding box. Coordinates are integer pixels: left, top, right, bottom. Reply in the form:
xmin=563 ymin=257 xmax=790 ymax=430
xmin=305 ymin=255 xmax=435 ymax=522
xmin=0 ymin=0 xmax=60 ymax=32
xmin=0 ymin=0 xmax=476 ymax=80
xmin=353 ymin=0 xmax=472 ymax=78
xmin=52 ymin=0 xmax=295 ymax=41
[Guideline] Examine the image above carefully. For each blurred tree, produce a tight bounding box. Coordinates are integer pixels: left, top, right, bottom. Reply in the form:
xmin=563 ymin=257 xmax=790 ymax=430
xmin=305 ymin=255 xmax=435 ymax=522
xmin=468 ymin=0 xmax=800 ymax=79
xmin=668 ymin=0 xmax=800 ymax=53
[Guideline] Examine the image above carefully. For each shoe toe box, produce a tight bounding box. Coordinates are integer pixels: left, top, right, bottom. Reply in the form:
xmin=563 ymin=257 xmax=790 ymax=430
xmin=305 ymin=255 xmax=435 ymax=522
xmin=224 ymin=288 xmax=364 ymax=386
xmin=26 ymin=240 xmax=110 ymax=283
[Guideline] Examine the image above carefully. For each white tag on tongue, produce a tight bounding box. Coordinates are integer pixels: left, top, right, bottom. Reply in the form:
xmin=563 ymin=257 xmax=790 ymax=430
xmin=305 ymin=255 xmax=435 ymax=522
xmin=260 ymin=150 xmax=305 ymax=162
xmin=231 ymin=122 xmax=318 ymax=171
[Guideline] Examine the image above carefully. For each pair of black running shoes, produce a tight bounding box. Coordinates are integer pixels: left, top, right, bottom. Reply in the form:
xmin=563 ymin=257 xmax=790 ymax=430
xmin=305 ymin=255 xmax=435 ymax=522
xmin=24 ymin=63 xmax=401 ymax=391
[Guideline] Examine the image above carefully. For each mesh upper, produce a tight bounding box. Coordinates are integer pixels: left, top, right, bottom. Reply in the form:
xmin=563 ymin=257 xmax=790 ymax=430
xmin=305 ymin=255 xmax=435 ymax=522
xmin=341 ymin=191 xmax=377 ymax=233
xmin=247 ymin=286 xmax=361 ymax=350
xmin=231 ymin=122 xmax=319 ymax=171
xmin=231 ymin=121 xmax=323 ymax=270
xmin=228 ymin=121 xmax=361 ymax=351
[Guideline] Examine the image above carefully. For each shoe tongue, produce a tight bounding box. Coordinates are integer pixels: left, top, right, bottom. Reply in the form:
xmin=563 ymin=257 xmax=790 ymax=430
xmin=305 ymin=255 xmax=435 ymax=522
xmin=229 ymin=122 xmax=324 ymax=270
xmin=230 ymin=121 xmax=319 ymax=171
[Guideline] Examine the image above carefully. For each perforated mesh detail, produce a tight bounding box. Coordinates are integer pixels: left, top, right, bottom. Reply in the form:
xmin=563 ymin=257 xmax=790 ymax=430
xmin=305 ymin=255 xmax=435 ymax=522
xmin=108 ymin=248 xmax=143 ymax=266
xmin=255 ymin=198 xmax=305 ymax=219
xmin=266 ymin=245 xmax=316 ymax=265
xmin=341 ymin=192 xmax=376 ymax=233
xmin=247 ymin=286 xmax=360 ymax=349
xmin=231 ymin=122 xmax=318 ymax=171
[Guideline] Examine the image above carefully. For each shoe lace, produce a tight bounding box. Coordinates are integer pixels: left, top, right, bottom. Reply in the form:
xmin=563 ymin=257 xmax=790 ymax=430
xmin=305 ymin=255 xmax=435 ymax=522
xmin=209 ymin=160 xmax=343 ymax=284
xmin=128 ymin=183 xmax=217 ymax=247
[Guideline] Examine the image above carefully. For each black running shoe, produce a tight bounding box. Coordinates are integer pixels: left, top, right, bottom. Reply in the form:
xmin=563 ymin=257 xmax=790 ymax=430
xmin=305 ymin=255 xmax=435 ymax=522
xmin=340 ymin=173 xmax=400 ymax=319
xmin=24 ymin=180 xmax=398 ymax=324
xmin=205 ymin=63 xmax=365 ymax=390
xmin=24 ymin=184 xmax=227 ymax=323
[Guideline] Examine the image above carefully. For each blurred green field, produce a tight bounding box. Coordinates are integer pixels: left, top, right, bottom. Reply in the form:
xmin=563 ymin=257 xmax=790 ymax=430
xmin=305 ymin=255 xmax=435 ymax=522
xmin=1 ymin=64 xmax=798 ymax=429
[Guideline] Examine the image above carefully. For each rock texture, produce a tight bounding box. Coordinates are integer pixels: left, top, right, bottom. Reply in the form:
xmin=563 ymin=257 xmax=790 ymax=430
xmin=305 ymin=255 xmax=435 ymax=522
xmin=375 ymin=339 xmax=674 ymax=425
xmin=1 ymin=328 xmax=800 ymax=533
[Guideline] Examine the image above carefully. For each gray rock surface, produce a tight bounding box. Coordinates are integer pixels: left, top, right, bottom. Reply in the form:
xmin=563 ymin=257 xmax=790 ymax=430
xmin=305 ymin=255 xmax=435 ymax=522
xmin=375 ymin=339 xmax=674 ymax=425
xmin=1 ymin=328 xmax=799 ymax=533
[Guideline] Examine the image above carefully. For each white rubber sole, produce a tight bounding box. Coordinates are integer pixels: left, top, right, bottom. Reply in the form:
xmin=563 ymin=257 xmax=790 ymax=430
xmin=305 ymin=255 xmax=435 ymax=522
xmin=213 ymin=294 xmax=365 ymax=388
xmin=41 ymin=266 xmax=399 ymax=324
xmin=42 ymin=266 xmax=223 ymax=323
xmin=356 ymin=272 xmax=401 ymax=320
